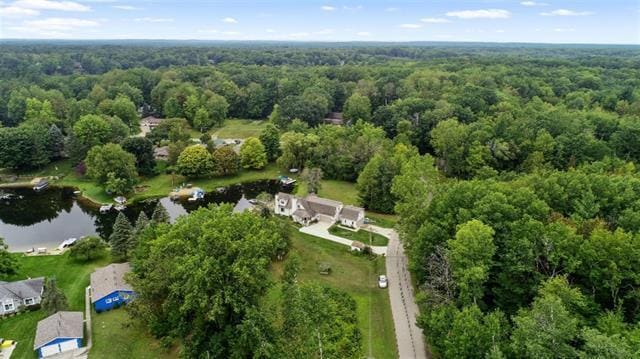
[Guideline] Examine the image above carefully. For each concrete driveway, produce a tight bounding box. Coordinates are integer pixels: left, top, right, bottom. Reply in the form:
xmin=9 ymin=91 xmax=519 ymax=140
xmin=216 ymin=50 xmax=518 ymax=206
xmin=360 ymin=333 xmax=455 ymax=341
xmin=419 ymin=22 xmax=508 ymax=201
xmin=380 ymin=226 xmax=429 ymax=359
xmin=299 ymin=221 xmax=387 ymax=255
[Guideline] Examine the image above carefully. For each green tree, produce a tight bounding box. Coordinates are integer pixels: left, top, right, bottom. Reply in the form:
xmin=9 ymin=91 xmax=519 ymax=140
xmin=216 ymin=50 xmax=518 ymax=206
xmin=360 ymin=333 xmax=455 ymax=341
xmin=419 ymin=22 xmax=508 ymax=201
xmin=68 ymin=236 xmax=107 ymax=262
xmin=0 ymin=125 xmax=50 ymax=170
xmin=72 ymin=114 xmax=112 ymax=148
xmin=134 ymin=211 xmax=150 ymax=234
xmin=0 ymin=237 xmax=17 ymax=278
xmin=269 ymin=104 xmax=287 ymax=129
xmin=192 ymin=107 xmax=212 ymax=131
xmin=128 ymin=204 xmax=289 ymax=357
xmin=121 ymin=137 xmax=156 ymax=176
xmin=259 ymin=123 xmax=281 ymax=162
xmin=176 ymin=145 xmax=214 ymax=178
xmin=301 ymin=167 xmax=322 ymax=194
xmin=163 ymin=97 xmax=183 ymax=118
xmin=110 ymin=212 xmax=134 ymax=261
xmin=212 ymin=145 xmax=240 ymax=176
xmin=343 ymin=93 xmax=372 ymax=123
xmin=46 ymin=124 xmax=64 ymax=160
xmin=447 ymin=219 xmax=496 ymax=305
xmin=151 ymin=201 xmax=170 ymax=224
xmin=108 ymin=95 xmax=139 ymax=129
xmin=183 ymin=94 xmax=200 ymax=123
xmin=41 ymin=278 xmax=69 ymax=315
xmin=430 ymin=118 xmax=469 ymax=177
xmin=85 ymin=143 xmax=138 ymax=193
xmin=239 ymin=137 xmax=267 ymax=170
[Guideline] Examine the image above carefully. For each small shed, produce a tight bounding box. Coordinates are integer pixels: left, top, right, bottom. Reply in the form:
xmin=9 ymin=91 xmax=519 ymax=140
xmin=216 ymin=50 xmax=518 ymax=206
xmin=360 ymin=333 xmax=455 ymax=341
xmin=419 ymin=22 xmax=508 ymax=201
xmin=233 ymin=195 xmax=255 ymax=213
xmin=90 ymin=263 xmax=134 ymax=312
xmin=350 ymin=240 xmax=366 ymax=252
xmin=33 ymin=311 xmax=83 ymax=358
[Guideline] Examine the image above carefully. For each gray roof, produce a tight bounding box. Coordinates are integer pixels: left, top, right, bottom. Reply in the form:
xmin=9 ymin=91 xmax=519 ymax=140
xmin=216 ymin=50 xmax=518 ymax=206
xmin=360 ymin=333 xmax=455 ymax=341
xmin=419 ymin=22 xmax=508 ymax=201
xmin=293 ymin=208 xmax=314 ymax=219
xmin=142 ymin=116 xmax=164 ymax=125
xmin=0 ymin=277 xmax=44 ymax=301
xmin=90 ymin=263 xmax=133 ymax=303
xmin=276 ymin=192 xmax=294 ymax=210
xmin=34 ymin=311 xmax=84 ymax=349
xmin=340 ymin=206 xmax=364 ymax=221
xmin=233 ymin=196 xmax=254 ymax=213
xmin=304 ymin=195 xmax=342 ymax=217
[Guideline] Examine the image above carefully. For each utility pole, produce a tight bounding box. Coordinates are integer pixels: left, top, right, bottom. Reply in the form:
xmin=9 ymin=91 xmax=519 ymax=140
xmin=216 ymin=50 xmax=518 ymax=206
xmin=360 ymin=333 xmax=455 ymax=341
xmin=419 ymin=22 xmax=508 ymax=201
xmin=317 ymin=329 xmax=323 ymax=359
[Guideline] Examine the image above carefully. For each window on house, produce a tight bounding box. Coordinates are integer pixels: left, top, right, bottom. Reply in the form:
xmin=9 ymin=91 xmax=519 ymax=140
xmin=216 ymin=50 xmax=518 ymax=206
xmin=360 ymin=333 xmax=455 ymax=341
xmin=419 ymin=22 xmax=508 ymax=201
xmin=3 ymin=301 xmax=14 ymax=311
xmin=105 ymin=298 xmax=112 ymax=304
xmin=25 ymin=298 xmax=34 ymax=305
xmin=113 ymin=296 xmax=119 ymax=301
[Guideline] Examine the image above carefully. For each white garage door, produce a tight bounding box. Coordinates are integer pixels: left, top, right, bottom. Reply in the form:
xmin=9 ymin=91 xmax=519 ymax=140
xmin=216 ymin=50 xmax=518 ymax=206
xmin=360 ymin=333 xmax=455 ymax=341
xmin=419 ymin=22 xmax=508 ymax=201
xmin=40 ymin=344 xmax=61 ymax=357
xmin=59 ymin=339 xmax=79 ymax=352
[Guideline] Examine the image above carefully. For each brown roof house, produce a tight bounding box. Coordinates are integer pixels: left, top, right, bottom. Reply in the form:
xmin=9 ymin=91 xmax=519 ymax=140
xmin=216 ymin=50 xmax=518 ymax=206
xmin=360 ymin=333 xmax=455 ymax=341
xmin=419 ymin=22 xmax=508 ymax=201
xmin=33 ymin=311 xmax=84 ymax=357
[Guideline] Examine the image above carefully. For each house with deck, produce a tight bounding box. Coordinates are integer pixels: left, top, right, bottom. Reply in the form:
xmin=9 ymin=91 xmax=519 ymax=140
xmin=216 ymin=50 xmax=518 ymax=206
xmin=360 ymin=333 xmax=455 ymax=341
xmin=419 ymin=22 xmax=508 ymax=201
xmin=0 ymin=277 xmax=44 ymax=316
xmin=33 ymin=311 xmax=84 ymax=358
xmin=90 ymin=263 xmax=135 ymax=312
xmin=275 ymin=193 xmax=365 ymax=229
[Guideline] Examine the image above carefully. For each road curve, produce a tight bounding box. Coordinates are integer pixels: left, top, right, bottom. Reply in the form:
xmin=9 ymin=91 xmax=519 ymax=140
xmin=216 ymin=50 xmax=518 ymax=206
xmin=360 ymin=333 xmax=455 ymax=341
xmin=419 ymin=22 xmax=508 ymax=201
xmin=369 ymin=225 xmax=428 ymax=359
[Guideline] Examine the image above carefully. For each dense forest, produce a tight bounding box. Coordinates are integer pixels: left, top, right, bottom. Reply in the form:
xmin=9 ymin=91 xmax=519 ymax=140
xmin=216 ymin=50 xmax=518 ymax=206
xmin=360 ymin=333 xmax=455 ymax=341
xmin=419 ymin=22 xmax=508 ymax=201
xmin=2 ymin=42 xmax=640 ymax=357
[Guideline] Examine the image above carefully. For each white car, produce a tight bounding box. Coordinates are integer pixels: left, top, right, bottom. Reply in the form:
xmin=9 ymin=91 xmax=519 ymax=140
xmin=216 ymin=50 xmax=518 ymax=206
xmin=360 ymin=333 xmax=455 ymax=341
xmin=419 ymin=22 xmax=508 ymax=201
xmin=378 ymin=275 xmax=388 ymax=289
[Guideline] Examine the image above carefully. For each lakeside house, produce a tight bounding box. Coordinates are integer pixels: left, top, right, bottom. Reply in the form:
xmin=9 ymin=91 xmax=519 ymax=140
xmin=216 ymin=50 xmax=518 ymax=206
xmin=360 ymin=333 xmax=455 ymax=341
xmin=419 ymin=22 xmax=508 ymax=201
xmin=0 ymin=277 xmax=44 ymax=316
xmin=322 ymin=112 xmax=344 ymax=125
xmin=90 ymin=263 xmax=135 ymax=312
xmin=275 ymin=192 xmax=365 ymax=229
xmin=33 ymin=311 xmax=84 ymax=358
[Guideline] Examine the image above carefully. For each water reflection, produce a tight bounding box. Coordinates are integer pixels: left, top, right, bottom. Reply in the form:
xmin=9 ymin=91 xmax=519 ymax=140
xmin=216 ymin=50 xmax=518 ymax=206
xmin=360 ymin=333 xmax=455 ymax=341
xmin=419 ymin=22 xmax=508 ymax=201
xmin=0 ymin=180 xmax=291 ymax=252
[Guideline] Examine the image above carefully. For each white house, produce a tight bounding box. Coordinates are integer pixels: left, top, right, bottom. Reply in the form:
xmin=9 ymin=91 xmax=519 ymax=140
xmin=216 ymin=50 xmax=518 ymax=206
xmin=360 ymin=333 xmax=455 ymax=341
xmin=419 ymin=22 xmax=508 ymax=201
xmin=339 ymin=205 xmax=365 ymax=229
xmin=275 ymin=192 xmax=364 ymax=229
xmin=0 ymin=277 xmax=44 ymax=316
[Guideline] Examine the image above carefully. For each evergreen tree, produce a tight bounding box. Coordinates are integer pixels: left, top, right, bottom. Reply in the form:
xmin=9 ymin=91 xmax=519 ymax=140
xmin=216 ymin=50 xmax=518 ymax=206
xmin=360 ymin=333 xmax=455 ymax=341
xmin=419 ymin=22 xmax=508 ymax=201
xmin=46 ymin=124 xmax=65 ymax=160
xmin=110 ymin=212 xmax=134 ymax=261
xmin=134 ymin=211 xmax=150 ymax=233
xmin=41 ymin=278 xmax=69 ymax=315
xmin=151 ymin=201 xmax=170 ymax=224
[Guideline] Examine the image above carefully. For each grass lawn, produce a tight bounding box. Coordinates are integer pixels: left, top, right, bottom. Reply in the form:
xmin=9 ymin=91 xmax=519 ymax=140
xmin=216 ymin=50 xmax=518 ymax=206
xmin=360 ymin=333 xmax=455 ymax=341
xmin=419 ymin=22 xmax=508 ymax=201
xmin=212 ymin=119 xmax=267 ymax=139
xmin=0 ymin=253 xmax=111 ymax=359
xmin=270 ymin=228 xmax=398 ymax=358
xmin=328 ymin=225 xmax=389 ymax=246
xmin=91 ymin=310 xmax=177 ymax=359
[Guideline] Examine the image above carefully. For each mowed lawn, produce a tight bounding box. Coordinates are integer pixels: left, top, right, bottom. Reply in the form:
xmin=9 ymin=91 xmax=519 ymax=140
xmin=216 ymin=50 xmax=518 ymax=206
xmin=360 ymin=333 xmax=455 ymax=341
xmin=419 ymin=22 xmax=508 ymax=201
xmin=91 ymin=310 xmax=177 ymax=359
xmin=270 ymin=228 xmax=398 ymax=359
xmin=329 ymin=225 xmax=389 ymax=246
xmin=212 ymin=119 xmax=268 ymax=139
xmin=0 ymin=253 xmax=110 ymax=359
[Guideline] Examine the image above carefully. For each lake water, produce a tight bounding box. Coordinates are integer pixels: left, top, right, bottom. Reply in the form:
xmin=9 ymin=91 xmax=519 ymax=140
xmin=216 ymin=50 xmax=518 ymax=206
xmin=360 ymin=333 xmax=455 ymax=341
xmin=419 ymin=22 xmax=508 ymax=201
xmin=0 ymin=180 xmax=291 ymax=252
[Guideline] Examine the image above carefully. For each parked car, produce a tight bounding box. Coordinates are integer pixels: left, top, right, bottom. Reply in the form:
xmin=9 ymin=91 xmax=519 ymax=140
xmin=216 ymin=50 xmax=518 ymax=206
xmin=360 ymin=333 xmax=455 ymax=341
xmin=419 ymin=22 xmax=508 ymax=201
xmin=378 ymin=275 xmax=388 ymax=289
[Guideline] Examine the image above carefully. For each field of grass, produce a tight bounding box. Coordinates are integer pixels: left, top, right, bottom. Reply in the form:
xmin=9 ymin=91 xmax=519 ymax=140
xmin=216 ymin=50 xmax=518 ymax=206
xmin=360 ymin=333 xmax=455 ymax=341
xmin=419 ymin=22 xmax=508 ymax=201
xmin=91 ymin=310 xmax=177 ymax=359
xmin=0 ymin=253 xmax=111 ymax=359
xmin=212 ymin=119 xmax=267 ymax=139
xmin=270 ymin=228 xmax=398 ymax=358
xmin=329 ymin=225 xmax=389 ymax=246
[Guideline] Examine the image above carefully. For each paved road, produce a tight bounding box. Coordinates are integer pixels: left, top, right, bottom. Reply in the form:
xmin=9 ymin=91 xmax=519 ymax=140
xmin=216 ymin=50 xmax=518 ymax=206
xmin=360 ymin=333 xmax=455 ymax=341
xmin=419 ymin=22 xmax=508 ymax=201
xmin=369 ymin=225 xmax=428 ymax=359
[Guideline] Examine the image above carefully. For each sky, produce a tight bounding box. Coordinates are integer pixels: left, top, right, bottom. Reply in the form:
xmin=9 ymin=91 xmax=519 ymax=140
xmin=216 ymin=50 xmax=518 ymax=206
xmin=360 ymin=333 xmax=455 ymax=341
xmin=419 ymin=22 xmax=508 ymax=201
xmin=0 ymin=0 xmax=638 ymax=44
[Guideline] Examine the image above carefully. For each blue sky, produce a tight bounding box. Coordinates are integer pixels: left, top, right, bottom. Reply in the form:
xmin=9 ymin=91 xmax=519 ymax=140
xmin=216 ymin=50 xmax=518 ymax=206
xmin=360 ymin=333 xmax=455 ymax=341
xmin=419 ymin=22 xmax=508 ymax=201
xmin=0 ymin=0 xmax=638 ymax=44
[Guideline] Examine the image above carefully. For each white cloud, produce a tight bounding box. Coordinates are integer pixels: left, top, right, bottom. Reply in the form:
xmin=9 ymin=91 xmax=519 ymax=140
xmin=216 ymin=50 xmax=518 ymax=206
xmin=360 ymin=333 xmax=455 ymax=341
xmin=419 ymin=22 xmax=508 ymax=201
xmin=134 ymin=17 xmax=173 ymax=23
xmin=356 ymin=31 xmax=370 ymax=36
xmin=222 ymin=17 xmax=237 ymax=23
xmin=265 ymin=28 xmax=276 ymax=33
xmin=554 ymin=27 xmax=575 ymax=32
xmin=399 ymin=23 xmax=422 ymax=29
xmin=521 ymin=1 xmax=548 ymax=6
xmin=221 ymin=31 xmax=240 ymax=35
xmin=420 ymin=17 xmax=450 ymax=23
xmin=12 ymin=0 xmax=90 ymax=12
xmin=0 ymin=5 xmax=39 ymax=17
xmin=112 ymin=5 xmax=139 ymax=10
xmin=385 ymin=7 xmax=398 ymax=12
xmin=8 ymin=25 xmax=71 ymax=37
xmin=25 ymin=17 xmax=99 ymax=30
xmin=287 ymin=32 xmax=310 ymax=38
xmin=541 ymin=9 xmax=593 ymax=16
xmin=496 ymin=29 xmax=505 ymax=33
xmin=320 ymin=5 xmax=335 ymax=11
xmin=446 ymin=9 xmax=511 ymax=19
xmin=342 ymin=5 xmax=361 ymax=10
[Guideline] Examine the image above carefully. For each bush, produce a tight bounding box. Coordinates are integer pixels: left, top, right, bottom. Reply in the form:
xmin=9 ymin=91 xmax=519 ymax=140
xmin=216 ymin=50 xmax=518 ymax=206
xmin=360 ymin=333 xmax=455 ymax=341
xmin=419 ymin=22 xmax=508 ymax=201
xmin=68 ymin=236 xmax=108 ymax=262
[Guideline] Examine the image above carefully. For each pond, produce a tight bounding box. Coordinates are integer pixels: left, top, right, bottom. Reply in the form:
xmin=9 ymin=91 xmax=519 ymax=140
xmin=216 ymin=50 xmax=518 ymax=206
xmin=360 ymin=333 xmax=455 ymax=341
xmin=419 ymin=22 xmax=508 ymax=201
xmin=0 ymin=180 xmax=292 ymax=252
